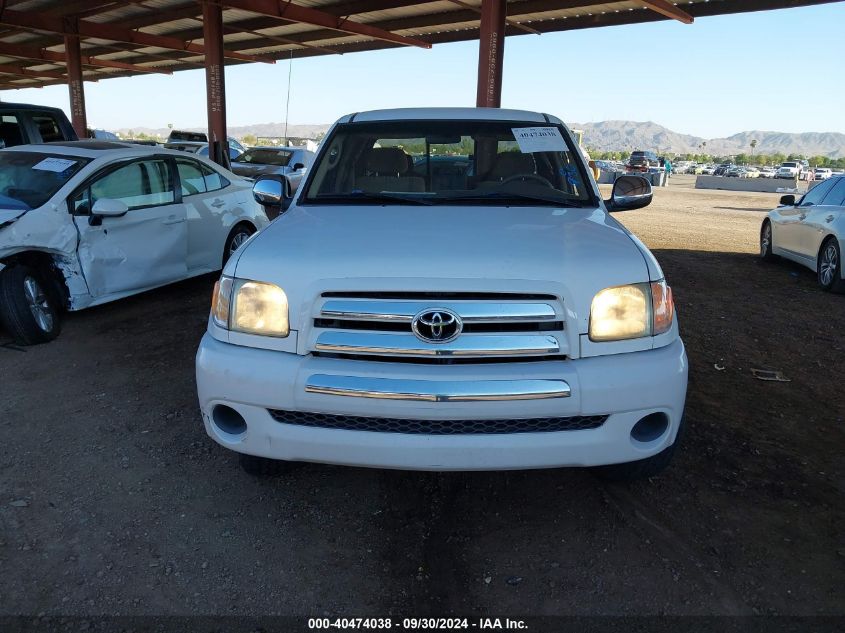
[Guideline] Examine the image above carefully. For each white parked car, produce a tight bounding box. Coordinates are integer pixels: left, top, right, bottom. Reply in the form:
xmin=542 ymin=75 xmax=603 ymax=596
xmin=814 ymin=168 xmax=832 ymax=180
xmin=761 ymin=175 xmax=845 ymax=292
xmin=0 ymin=141 xmax=269 ymax=344
xmin=196 ymin=108 xmax=688 ymax=480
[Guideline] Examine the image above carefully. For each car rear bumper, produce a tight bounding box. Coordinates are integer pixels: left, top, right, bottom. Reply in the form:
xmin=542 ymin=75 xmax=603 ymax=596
xmin=195 ymin=334 xmax=688 ymax=471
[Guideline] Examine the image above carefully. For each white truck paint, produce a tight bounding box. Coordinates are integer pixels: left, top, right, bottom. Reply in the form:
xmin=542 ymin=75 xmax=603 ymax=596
xmin=196 ymin=108 xmax=688 ymax=476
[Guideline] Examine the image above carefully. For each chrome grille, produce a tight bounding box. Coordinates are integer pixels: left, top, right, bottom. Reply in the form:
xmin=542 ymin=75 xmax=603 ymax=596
xmin=309 ymin=293 xmax=568 ymax=361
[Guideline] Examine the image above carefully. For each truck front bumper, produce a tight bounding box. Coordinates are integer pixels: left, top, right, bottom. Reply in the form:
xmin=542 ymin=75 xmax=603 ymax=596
xmin=195 ymin=334 xmax=688 ymax=471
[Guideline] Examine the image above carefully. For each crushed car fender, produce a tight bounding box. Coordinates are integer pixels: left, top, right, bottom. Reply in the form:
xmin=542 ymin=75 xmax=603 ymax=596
xmin=0 ymin=204 xmax=92 ymax=309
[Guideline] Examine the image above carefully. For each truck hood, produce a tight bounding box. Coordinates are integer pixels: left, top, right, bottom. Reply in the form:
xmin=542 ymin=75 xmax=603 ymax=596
xmin=232 ymin=204 xmax=652 ymax=333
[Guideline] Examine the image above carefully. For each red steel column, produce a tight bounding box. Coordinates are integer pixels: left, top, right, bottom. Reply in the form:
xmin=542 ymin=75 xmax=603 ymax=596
xmin=476 ymin=0 xmax=506 ymax=108
xmin=203 ymin=0 xmax=228 ymax=167
xmin=64 ymin=26 xmax=88 ymax=138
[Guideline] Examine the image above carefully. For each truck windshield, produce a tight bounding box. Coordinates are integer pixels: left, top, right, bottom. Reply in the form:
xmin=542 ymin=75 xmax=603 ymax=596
xmin=0 ymin=151 xmax=90 ymax=210
xmin=302 ymin=120 xmax=593 ymax=207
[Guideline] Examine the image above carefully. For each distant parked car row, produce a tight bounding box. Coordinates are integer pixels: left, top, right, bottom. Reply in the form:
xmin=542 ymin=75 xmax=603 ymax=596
xmin=163 ymin=130 xmax=246 ymax=161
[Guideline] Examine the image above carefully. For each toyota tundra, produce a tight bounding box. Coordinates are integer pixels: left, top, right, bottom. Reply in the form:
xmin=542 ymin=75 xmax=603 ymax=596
xmin=195 ymin=108 xmax=688 ymax=480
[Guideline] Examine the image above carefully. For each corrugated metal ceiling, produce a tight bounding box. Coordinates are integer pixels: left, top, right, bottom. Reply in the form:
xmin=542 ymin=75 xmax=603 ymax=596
xmin=0 ymin=0 xmax=839 ymax=89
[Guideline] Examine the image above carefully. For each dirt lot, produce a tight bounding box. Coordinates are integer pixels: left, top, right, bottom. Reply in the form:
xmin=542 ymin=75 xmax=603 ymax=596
xmin=1 ymin=180 xmax=843 ymax=618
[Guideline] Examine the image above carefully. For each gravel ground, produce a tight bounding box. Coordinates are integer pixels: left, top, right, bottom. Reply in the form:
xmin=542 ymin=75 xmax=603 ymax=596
xmin=1 ymin=178 xmax=843 ymax=618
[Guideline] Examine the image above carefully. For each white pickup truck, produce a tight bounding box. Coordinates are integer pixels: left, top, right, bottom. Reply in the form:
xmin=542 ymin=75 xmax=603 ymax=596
xmin=196 ymin=108 xmax=688 ymax=480
xmin=776 ymin=161 xmax=802 ymax=179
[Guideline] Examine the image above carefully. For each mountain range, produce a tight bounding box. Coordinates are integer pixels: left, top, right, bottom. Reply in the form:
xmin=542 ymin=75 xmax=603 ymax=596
xmin=116 ymin=120 xmax=845 ymax=157
xmin=571 ymin=121 xmax=845 ymax=157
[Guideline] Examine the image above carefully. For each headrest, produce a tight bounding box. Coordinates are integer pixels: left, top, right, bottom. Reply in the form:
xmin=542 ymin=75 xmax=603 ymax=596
xmin=366 ymin=147 xmax=409 ymax=174
xmin=489 ymin=152 xmax=536 ymax=179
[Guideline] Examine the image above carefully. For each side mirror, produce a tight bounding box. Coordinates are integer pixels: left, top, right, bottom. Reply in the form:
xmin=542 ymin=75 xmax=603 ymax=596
xmin=779 ymin=194 xmax=796 ymax=206
xmin=606 ymin=175 xmax=653 ymax=212
xmin=89 ymin=198 xmax=128 ymax=226
xmin=253 ymin=176 xmax=295 ymax=219
xmin=253 ymin=178 xmax=284 ymax=206
xmin=91 ymin=198 xmax=128 ymax=217
xmin=293 ymin=162 xmax=305 ymax=171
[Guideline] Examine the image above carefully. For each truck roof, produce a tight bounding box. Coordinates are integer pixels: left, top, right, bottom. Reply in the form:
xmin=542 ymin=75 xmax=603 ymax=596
xmin=338 ymin=107 xmax=563 ymax=125
xmin=0 ymin=101 xmax=68 ymax=113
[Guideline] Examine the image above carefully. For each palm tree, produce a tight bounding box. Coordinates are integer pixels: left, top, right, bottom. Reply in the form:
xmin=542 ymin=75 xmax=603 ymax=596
xmin=750 ymin=139 xmax=758 ymax=159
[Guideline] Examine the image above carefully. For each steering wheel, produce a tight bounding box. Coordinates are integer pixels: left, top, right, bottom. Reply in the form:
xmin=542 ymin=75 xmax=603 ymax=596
xmin=500 ymin=173 xmax=554 ymax=188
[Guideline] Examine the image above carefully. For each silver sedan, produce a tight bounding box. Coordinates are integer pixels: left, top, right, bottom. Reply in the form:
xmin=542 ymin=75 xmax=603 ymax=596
xmin=761 ymin=175 xmax=845 ymax=292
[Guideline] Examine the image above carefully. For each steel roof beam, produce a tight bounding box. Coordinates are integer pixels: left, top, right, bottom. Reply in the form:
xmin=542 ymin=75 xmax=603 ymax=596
xmin=5 ymin=0 xmax=838 ymax=89
xmin=1 ymin=0 xmax=451 ymax=61
xmin=0 ymin=62 xmax=70 ymax=80
xmin=449 ymin=0 xmax=541 ymax=35
xmin=0 ymin=8 xmax=276 ymax=64
xmin=221 ymin=24 xmax=342 ymax=55
xmin=638 ymin=0 xmax=694 ymax=24
xmin=318 ymin=0 xmax=427 ymax=15
xmin=220 ymin=0 xmax=432 ymax=48
xmin=0 ymin=41 xmax=173 ymax=74
xmin=0 ymin=76 xmax=98 ymax=89
xmin=21 ymin=0 xmax=615 ymax=62
xmin=45 ymin=0 xmax=126 ymax=18
xmin=0 ymin=2 xmax=206 ymax=52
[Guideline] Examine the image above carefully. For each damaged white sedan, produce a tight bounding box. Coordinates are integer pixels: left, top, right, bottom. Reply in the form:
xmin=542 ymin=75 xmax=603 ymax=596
xmin=0 ymin=141 xmax=269 ymax=344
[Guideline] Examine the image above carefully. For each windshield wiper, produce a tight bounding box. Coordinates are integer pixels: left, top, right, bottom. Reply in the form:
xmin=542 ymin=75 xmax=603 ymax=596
xmin=313 ymin=191 xmax=436 ymax=206
xmin=437 ymin=190 xmax=586 ymax=208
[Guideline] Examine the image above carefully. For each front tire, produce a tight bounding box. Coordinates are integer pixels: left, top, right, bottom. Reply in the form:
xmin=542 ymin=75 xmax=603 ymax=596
xmin=818 ymin=237 xmax=845 ymax=293
xmin=223 ymin=224 xmax=256 ymax=266
xmin=0 ymin=265 xmax=61 ymax=345
xmin=760 ymin=220 xmax=776 ymax=261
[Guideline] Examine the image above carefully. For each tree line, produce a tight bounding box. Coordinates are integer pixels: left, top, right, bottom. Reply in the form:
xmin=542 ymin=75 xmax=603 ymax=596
xmin=587 ymin=149 xmax=845 ymax=169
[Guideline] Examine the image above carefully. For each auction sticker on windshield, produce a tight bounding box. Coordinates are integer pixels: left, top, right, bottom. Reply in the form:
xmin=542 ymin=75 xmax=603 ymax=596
xmin=512 ymin=127 xmax=566 ymax=153
xmin=32 ymin=157 xmax=79 ymax=173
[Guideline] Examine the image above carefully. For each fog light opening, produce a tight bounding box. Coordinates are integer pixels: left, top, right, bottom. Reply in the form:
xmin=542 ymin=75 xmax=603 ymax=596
xmin=630 ymin=412 xmax=669 ymax=444
xmin=212 ymin=404 xmax=247 ymax=436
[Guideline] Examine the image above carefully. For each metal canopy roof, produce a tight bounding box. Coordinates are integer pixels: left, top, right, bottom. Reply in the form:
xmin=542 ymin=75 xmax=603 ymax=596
xmin=0 ymin=0 xmax=840 ymax=91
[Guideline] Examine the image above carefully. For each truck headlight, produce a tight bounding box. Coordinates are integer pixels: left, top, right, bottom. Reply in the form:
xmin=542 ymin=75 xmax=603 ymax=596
xmin=210 ymin=275 xmax=289 ymax=337
xmin=589 ymin=280 xmax=674 ymax=342
xmin=589 ymin=283 xmax=650 ymax=341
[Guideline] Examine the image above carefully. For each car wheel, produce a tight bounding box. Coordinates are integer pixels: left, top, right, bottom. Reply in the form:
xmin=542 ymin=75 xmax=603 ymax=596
xmin=0 ymin=265 xmax=61 ymax=345
xmin=760 ymin=220 xmax=776 ymax=261
xmin=223 ymin=224 xmax=256 ymax=266
xmin=238 ymin=453 xmax=294 ymax=476
xmin=592 ymin=417 xmax=685 ymax=482
xmin=817 ymin=237 xmax=845 ymax=293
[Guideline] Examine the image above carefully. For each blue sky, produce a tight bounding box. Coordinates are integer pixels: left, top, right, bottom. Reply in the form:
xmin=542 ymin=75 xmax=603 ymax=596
xmin=4 ymin=3 xmax=843 ymax=138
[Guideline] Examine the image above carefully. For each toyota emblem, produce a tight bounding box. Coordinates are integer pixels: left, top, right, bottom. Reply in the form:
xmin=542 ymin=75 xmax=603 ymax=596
xmin=411 ymin=309 xmax=462 ymax=343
